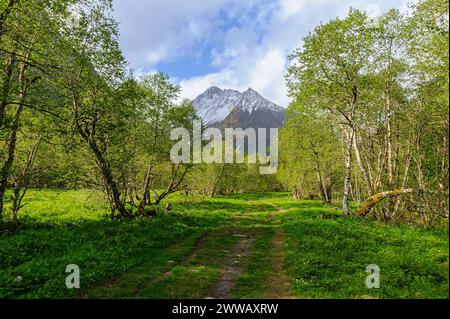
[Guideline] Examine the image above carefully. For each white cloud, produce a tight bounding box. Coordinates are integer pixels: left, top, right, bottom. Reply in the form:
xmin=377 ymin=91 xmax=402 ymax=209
xmin=179 ymin=70 xmax=239 ymax=101
xmin=114 ymin=0 xmax=409 ymax=107
xmin=113 ymin=0 xmax=239 ymax=68
xmin=250 ymin=50 xmax=285 ymax=91
xmin=250 ymin=49 xmax=288 ymax=104
xmin=278 ymin=0 xmax=309 ymax=21
xmin=180 ymin=49 xmax=290 ymax=106
xmin=145 ymin=46 xmax=169 ymax=65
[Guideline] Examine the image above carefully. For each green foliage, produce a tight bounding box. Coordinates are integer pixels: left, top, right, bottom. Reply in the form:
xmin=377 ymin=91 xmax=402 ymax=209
xmin=0 ymin=0 xmax=447 ymax=301
xmin=281 ymin=201 xmax=449 ymax=298
xmin=278 ymin=104 xmax=342 ymax=200
xmin=0 ymin=189 xmax=229 ymax=298
xmin=0 ymin=190 xmax=446 ymax=298
xmin=285 ymin=2 xmax=449 ymax=221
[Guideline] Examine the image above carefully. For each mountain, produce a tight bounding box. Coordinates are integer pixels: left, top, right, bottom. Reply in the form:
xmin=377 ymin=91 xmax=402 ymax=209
xmin=192 ymin=87 xmax=285 ymax=130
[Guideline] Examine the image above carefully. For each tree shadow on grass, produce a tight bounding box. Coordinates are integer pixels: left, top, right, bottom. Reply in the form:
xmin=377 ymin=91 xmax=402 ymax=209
xmin=0 ymin=210 xmax=230 ymax=298
xmin=176 ymin=200 xmax=257 ymax=214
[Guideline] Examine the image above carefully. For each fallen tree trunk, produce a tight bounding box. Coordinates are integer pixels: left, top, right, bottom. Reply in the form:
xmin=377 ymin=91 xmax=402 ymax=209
xmin=357 ymin=188 xmax=414 ymax=217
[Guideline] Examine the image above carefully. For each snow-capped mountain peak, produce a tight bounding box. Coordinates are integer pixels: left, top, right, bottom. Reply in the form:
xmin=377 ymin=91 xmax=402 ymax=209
xmin=238 ymin=87 xmax=283 ymax=114
xmin=192 ymin=86 xmax=284 ymax=126
xmin=193 ymin=87 xmax=241 ymax=125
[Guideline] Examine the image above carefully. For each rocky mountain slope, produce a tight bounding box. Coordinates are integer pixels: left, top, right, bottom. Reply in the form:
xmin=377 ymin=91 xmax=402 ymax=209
xmin=192 ymin=86 xmax=285 ymax=130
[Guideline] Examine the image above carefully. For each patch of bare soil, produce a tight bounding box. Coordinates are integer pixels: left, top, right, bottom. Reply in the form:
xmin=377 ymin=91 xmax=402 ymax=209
xmin=265 ymin=209 xmax=295 ymax=299
xmin=145 ymin=231 xmax=211 ymax=283
xmin=205 ymin=233 xmax=255 ymax=299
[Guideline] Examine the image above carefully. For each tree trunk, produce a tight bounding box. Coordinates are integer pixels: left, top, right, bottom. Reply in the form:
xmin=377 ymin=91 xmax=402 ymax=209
xmin=386 ymin=97 xmax=394 ymax=186
xmin=89 ymin=139 xmax=131 ymax=219
xmin=342 ymin=127 xmax=354 ymax=215
xmin=357 ymin=188 xmax=413 ymax=217
xmin=312 ymin=150 xmax=329 ymax=204
xmin=0 ymin=52 xmax=15 ymax=126
xmin=0 ymin=62 xmax=27 ymax=221
xmin=353 ymin=128 xmax=373 ymax=196
xmin=71 ymin=89 xmax=132 ymax=219
xmin=384 ymin=43 xmax=395 ymax=187
xmin=154 ymin=163 xmax=189 ymax=205
xmin=11 ymin=137 xmax=42 ymax=223
xmin=211 ymin=163 xmax=225 ymax=197
xmin=325 ymin=181 xmax=333 ymax=204
xmin=137 ymin=166 xmax=152 ymax=216
xmin=393 ymin=140 xmax=413 ymax=215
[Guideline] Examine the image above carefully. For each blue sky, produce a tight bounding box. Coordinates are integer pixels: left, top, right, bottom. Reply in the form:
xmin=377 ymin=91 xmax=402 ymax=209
xmin=112 ymin=0 xmax=411 ymax=106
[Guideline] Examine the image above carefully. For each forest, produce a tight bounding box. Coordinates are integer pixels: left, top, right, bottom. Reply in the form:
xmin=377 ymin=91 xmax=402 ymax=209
xmin=0 ymin=0 xmax=448 ymax=299
xmin=281 ymin=3 xmax=449 ymax=226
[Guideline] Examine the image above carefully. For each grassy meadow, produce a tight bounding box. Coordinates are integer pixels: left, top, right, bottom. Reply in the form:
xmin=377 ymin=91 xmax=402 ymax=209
xmin=0 ymin=190 xmax=448 ymax=299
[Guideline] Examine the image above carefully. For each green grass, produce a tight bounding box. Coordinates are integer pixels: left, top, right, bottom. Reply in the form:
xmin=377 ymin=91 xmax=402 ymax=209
xmin=0 ymin=190 xmax=448 ymax=299
xmin=280 ymin=201 xmax=449 ymax=299
xmin=0 ymin=190 xmax=231 ymax=298
xmin=230 ymin=227 xmax=274 ymax=298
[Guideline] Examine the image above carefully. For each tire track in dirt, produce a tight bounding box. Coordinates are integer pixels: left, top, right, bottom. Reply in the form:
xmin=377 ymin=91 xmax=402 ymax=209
xmin=265 ymin=209 xmax=294 ymax=299
xmin=205 ymin=232 xmax=255 ymax=299
xmin=134 ymin=230 xmax=217 ymax=294
xmin=79 ymin=231 xmax=210 ymax=298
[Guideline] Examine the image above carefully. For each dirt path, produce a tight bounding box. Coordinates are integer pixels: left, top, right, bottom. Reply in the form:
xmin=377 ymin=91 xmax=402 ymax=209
xmin=81 ymin=202 xmax=294 ymax=299
xmin=80 ymin=231 xmax=210 ymax=299
xmin=179 ymin=231 xmax=209 ymax=264
xmin=205 ymin=233 xmax=255 ymax=299
xmin=204 ymin=207 xmax=293 ymax=299
xmin=265 ymin=209 xmax=294 ymax=299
